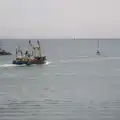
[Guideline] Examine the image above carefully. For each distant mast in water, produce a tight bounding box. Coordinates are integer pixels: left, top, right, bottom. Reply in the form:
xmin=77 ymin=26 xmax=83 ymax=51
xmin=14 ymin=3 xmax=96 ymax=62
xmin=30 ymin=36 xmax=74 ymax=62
xmin=73 ymin=36 xmax=76 ymax=40
xmin=96 ymin=40 xmax=100 ymax=55
xmin=0 ymin=40 xmax=2 ymax=50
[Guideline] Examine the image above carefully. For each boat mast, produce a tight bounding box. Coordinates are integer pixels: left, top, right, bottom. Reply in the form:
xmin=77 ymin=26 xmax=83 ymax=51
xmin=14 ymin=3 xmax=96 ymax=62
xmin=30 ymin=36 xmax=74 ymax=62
xmin=17 ymin=46 xmax=23 ymax=57
xmin=16 ymin=47 xmax=18 ymax=58
xmin=29 ymin=40 xmax=34 ymax=56
xmin=37 ymin=40 xmax=41 ymax=57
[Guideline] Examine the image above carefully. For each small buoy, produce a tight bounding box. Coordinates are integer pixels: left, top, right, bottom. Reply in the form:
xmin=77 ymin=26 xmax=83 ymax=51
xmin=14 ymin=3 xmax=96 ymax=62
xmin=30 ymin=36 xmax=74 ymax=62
xmin=96 ymin=50 xmax=100 ymax=55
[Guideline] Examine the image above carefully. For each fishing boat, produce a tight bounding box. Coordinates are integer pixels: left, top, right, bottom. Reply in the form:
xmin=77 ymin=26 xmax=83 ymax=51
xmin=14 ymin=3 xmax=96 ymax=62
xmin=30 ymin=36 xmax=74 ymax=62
xmin=12 ymin=46 xmax=32 ymax=65
xmin=96 ymin=40 xmax=100 ymax=55
xmin=0 ymin=41 xmax=12 ymax=55
xmin=12 ymin=40 xmax=47 ymax=65
xmin=28 ymin=40 xmax=47 ymax=64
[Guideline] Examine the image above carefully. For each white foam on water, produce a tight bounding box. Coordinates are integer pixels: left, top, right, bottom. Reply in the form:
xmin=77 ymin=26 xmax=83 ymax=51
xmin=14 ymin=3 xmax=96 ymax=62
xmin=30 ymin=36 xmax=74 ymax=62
xmin=0 ymin=61 xmax=52 ymax=68
xmin=45 ymin=61 xmax=52 ymax=65
xmin=0 ymin=64 xmax=25 ymax=68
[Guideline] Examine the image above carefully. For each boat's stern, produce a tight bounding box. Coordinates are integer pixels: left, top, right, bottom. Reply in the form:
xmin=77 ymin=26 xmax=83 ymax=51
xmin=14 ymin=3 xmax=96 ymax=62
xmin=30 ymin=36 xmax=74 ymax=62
xmin=40 ymin=56 xmax=47 ymax=64
xmin=43 ymin=56 xmax=47 ymax=62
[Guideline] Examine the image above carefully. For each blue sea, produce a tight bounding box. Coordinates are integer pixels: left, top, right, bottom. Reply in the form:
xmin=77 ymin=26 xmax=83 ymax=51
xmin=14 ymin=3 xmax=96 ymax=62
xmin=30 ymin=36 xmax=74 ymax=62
xmin=0 ymin=39 xmax=120 ymax=120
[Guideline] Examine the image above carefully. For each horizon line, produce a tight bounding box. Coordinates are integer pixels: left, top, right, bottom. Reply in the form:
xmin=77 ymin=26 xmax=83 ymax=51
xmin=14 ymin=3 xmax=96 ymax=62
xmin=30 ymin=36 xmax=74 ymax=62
xmin=0 ymin=38 xmax=120 ymax=40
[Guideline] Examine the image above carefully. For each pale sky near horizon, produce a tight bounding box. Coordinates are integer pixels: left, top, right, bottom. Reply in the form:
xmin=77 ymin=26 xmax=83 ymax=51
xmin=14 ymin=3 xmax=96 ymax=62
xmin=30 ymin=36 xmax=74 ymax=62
xmin=0 ymin=0 xmax=120 ymax=38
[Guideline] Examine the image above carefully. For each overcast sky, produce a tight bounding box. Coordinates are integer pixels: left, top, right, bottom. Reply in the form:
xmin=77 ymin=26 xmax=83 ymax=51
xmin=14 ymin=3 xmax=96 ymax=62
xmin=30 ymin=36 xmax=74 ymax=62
xmin=0 ymin=0 xmax=120 ymax=38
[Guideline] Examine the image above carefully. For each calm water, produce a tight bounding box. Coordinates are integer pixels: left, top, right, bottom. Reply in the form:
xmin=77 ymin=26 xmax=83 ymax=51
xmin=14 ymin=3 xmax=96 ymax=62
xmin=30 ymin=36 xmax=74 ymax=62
xmin=0 ymin=39 xmax=120 ymax=120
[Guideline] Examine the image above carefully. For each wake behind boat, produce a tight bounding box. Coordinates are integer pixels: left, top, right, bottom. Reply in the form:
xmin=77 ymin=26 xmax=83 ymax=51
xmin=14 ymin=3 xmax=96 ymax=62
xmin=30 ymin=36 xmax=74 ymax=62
xmin=12 ymin=40 xmax=47 ymax=65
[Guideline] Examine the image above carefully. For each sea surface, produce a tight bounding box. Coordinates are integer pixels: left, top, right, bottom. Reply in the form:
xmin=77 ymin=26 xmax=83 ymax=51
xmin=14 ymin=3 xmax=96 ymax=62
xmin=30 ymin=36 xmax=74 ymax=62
xmin=0 ymin=39 xmax=120 ymax=120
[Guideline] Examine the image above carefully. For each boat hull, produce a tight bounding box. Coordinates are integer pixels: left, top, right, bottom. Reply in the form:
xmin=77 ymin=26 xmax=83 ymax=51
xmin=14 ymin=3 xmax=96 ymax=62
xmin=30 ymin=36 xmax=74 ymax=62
xmin=12 ymin=56 xmax=47 ymax=65
xmin=30 ymin=56 xmax=47 ymax=64
xmin=12 ymin=60 xmax=31 ymax=65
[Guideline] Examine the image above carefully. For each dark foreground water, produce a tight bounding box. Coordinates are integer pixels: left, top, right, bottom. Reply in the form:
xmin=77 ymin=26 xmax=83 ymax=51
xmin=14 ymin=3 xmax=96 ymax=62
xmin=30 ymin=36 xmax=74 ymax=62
xmin=0 ymin=39 xmax=120 ymax=120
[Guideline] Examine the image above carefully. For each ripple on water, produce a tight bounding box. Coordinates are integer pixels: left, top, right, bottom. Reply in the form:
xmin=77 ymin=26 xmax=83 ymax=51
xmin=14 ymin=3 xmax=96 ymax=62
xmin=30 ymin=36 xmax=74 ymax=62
xmin=0 ymin=73 xmax=16 ymax=79
xmin=0 ymin=100 xmax=120 ymax=119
